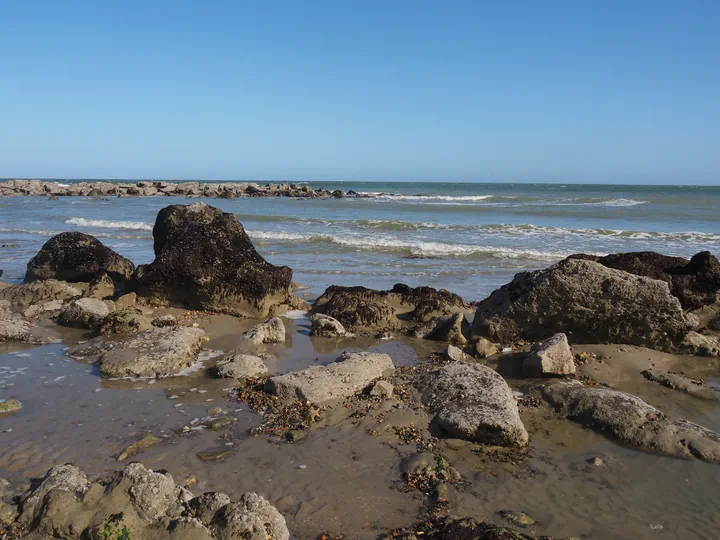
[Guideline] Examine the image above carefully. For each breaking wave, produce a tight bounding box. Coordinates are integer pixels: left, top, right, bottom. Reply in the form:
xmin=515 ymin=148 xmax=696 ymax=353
xmin=65 ymin=217 xmax=153 ymax=231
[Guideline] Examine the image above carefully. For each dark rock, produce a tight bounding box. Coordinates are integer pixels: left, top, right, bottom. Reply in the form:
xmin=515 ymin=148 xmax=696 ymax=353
xmin=569 ymin=251 xmax=720 ymax=310
xmin=25 ymin=232 xmax=135 ymax=284
xmin=471 ymin=258 xmax=695 ymax=351
xmin=133 ymin=203 xmax=292 ymax=316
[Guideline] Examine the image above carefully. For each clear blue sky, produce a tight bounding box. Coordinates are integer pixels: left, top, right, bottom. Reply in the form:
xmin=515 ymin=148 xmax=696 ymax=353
xmin=1 ymin=1 xmax=718 ymax=184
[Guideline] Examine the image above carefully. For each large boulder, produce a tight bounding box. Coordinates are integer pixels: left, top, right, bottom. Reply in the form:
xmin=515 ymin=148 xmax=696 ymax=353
xmin=25 ymin=232 xmax=135 ymax=284
xmin=417 ymin=363 xmax=528 ymax=447
xmin=541 ymin=380 xmax=720 ymax=463
xmin=312 ymin=283 xmax=470 ymax=334
xmin=0 ymin=279 xmax=81 ymax=307
xmin=522 ymin=333 xmax=575 ymax=377
xmin=569 ymin=251 xmax=720 ymax=310
xmin=96 ymin=326 xmax=206 ymax=378
xmin=471 ymin=258 xmax=695 ymax=350
xmin=266 ymin=351 xmax=395 ymax=404
xmin=133 ymin=203 xmax=292 ymax=317
xmin=57 ymin=298 xmax=109 ymax=329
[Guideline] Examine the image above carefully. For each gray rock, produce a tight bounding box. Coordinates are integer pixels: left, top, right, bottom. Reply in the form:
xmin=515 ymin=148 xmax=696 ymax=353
xmin=152 ymin=314 xmax=178 ymax=327
xmin=475 ymin=337 xmax=498 ymax=358
xmin=309 ymin=313 xmax=353 ymax=338
xmin=98 ymin=326 xmax=206 ymax=378
xmin=116 ymin=292 xmax=137 ymax=307
xmin=85 ymin=273 xmax=115 ymax=299
xmin=20 ymin=464 xmax=90 ymax=525
xmin=413 ymin=312 xmax=469 ymax=344
xmin=0 ymin=312 xmax=34 ymax=342
xmin=444 ymin=344 xmax=471 ymax=362
xmin=110 ymin=462 xmax=177 ymax=523
xmin=368 ymin=379 xmax=394 ymax=398
xmin=57 ymin=297 xmax=110 ymax=328
xmin=472 ymin=258 xmax=695 ymax=351
xmin=418 ymin=363 xmax=528 ymax=447
xmin=641 ymin=368 xmax=719 ymax=400
xmin=216 ymin=354 xmax=270 ymax=379
xmin=0 ymin=279 xmax=81 ymax=307
xmin=522 ymin=333 xmax=575 ymax=377
xmin=187 ymin=492 xmax=231 ymax=523
xmin=22 ymin=299 xmax=63 ymax=319
xmin=99 ymin=307 xmax=152 ymax=335
xmin=244 ymin=317 xmax=286 ymax=344
xmin=541 ymin=380 xmax=720 ymax=463
xmin=681 ymin=331 xmax=720 ymax=356
xmin=211 ymin=492 xmax=289 ymax=540
xmin=266 ymin=351 xmax=395 ymax=404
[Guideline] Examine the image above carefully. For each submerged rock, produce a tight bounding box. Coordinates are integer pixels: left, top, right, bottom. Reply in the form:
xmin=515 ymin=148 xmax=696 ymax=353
xmin=522 ymin=333 xmax=575 ymax=377
xmin=309 ymin=313 xmax=353 ymax=337
xmin=471 ymin=258 xmax=695 ymax=351
xmin=569 ymin=250 xmax=720 ymax=310
xmin=133 ymin=203 xmax=292 ymax=317
xmin=244 ymin=316 xmax=286 ymax=344
xmin=25 ymin=231 xmax=135 ymax=284
xmin=641 ymin=368 xmax=719 ymax=400
xmin=418 ymin=363 xmax=528 ymax=447
xmin=57 ymin=297 xmax=109 ymax=329
xmin=117 ymin=433 xmax=163 ymax=461
xmin=98 ymin=326 xmax=206 ymax=378
xmin=0 ymin=399 xmax=21 ymax=413
xmin=0 ymin=279 xmax=81 ymax=307
xmin=216 ymin=353 xmax=271 ymax=379
xmin=266 ymin=351 xmax=395 ymax=404
xmin=541 ymin=380 xmax=720 ymax=463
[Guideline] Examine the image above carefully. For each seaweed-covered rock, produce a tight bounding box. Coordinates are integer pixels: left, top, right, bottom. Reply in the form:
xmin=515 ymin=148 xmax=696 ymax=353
xmin=541 ymin=380 xmax=720 ymax=463
xmin=133 ymin=203 xmax=292 ymax=317
xmin=418 ymin=363 xmax=528 ymax=447
xmin=569 ymin=251 xmax=720 ymax=310
xmin=472 ymin=258 xmax=695 ymax=350
xmin=0 ymin=279 xmax=81 ymax=307
xmin=25 ymin=232 xmax=135 ymax=284
xmin=57 ymin=298 xmax=109 ymax=329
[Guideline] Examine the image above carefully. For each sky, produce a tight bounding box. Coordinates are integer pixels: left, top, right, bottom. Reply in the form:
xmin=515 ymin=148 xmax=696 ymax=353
xmin=0 ymin=1 xmax=718 ymax=185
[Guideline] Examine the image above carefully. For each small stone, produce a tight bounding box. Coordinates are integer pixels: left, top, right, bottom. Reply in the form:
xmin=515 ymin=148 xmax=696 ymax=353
xmin=588 ymin=456 xmax=604 ymax=467
xmin=298 ymin=464 xmax=307 ymax=469
xmin=445 ymin=344 xmax=470 ymax=362
xmin=284 ymin=430 xmax=307 ymax=443
xmin=368 ymin=379 xmax=394 ymax=398
xmin=474 ymin=337 xmax=498 ymax=358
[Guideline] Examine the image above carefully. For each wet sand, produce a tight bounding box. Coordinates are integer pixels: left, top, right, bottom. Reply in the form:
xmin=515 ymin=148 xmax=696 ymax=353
xmin=2 ymin=312 xmax=720 ymax=539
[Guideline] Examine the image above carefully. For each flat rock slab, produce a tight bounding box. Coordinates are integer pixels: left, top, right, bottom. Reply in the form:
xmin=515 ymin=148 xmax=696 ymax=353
xmin=541 ymin=380 xmax=720 ymax=463
xmin=265 ymin=351 xmax=394 ymax=404
xmin=98 ymin=326 xmax=206 ymax=378
xmin=418 ymin=363 xmax=529 ymax=448
xmin=0 ymin=279 xmax=81 ymax=307
xmin=216 ymin=353 xmax=271 ymax=379
xmin=641 ymin=368 xmax=719 ymax=400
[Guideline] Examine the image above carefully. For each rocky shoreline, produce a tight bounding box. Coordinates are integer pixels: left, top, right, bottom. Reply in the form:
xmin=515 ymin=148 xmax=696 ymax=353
xmin=2 ymin=201 xmax=720 ymax=538
xmin=0 ymin=179 xmax=362 ymax=199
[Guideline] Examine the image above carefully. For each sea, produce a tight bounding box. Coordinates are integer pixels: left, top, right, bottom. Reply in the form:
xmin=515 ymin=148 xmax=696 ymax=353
xmin=1 ymin=181 xmax=719 ymax=302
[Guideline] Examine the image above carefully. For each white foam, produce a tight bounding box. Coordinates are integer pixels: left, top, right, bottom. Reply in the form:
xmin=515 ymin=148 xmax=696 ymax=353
xmin=65 ymin=217 xmax=153 ymax=231
xmin=363 ymin=193 xmax=494 ymax=202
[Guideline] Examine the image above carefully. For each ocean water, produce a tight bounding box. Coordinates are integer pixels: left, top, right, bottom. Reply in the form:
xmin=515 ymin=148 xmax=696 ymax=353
xmin=1 ymin=181 xmax=719 ymax=301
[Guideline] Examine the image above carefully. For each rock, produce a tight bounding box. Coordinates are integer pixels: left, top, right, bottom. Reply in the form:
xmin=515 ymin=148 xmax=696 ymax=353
xmin=20 ymin=464 xmax=90 ymax=527
xmin=99 ymin=307 xmax=152 ymax=335
xmin=187 ymin=492 xmax=231 ymax=523
xmin=116 ymin=292 xmax=137 ymax=307
xmin=0 ymin=279 xmax=81 ymax=307
xmin=244 ymin=317 xmax=285 ymax=344
xmin=498 ymin=510 xmax=537 ymax=528
xmin=417 ymin=363 xmax=529 ymax=447
xmin=0 ymin=312 xmax=34 ymax=343
xmin=25 ymin=232 xmax=135 ymax=284
xmin=681 ymin=331 xmax=720 ymax=356
xmin=284 ymin=430 xmax=307 ymax=443
xmin=541 ymin=380 xmax=720 ymax=463
xmin=98 ymin=326 xmax=205 ymax=378
xmin=474 ymin=337 xmax=498 ymax=358
xmin=0 ymin=500 xmax=17 ymax=524
xmin=414 ymin=312 xmax=469 ymax=344
xmin=117 ymin=432 xmax=163 ymax=461
xmin=266 ymin=351 xmax=395 ymax=405
xmin=309 ymin=313 xmax=353 ymax=337
xmin=444 ymin=344 xmax=471 ymax=362
xmin=522 ymin=333 xmax=575 ymax=377
xmin=152 ymin=314 xmax=178 ymax=327
xmin=57 ymin=297 xmax=109 ymax=328
xmin=641 ymin=368 xmax=719 ymax=400
xmin=210 ymin=492 xmax=289 ymax=540
xmin=0 ymin=399 xmax=21 ymax=413
xmin=369 ymin=379 xmax=394 ymax=398
xmin=588 ymin=456 xmax=604 ymax=467
xmin=133 ymin=203 xmax=292 ymax=317
xmin=109 ymin=462 xmax=177 ymax=523
xmin=216 ymin=353 xmax=270 ymax=379
xmin=471 ymin=258 xmax=695 ymax=351
xmin=85 ymin=273 xmax=115 ymax=299
xmin=569 ymin=250 xmax=720 ymax=310
xmin=313 ymin=283 xmax=470 ymax=333
xmin=22 ymin=299 xmax=63 ymax=319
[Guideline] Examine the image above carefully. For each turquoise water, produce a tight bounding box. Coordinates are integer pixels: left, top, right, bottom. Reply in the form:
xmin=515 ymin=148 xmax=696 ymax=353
xmin=1 ymin=182 xmax=719 ymax=301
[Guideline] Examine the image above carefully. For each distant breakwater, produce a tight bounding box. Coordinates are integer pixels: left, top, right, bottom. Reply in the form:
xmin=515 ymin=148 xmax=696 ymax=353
xmin=0 ymin=179 xmax=369 ymax=199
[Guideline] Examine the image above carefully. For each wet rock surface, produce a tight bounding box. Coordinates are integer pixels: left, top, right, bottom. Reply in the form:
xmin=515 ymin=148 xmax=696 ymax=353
xmin=99 ymin=307 xmax=152 ymax=335
xmin=57 ymin=298 xmax=110 ymax=329
xmin=418 ymin=363 xmax=529 ymax=447
xmin=641 ymin=368 xmax=719 ymax=400
xmin=309 ymin=313 xmax=353 ymax=337
xmin=0 ymin=279 xmax=81 ymax=307
xmin=541 ymin=380 xmax=720 ymax=463
xmin=25 ymin=232 xmax=135 ymax=284
xmin=472 ymin=258 xmax=695 ymax=351
xmin=266 ymin=351 xmax=395 ymax=404
xmin=133 ymin=203 xmax=293 ymax=317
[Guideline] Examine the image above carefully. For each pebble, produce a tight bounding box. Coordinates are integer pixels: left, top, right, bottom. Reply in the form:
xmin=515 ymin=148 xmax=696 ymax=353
xmin=174 ymin=403 xmax=183 ymax=408
xmin=169 ymin=395 xmax=179 ymax=400
xmin=298 ymin=464 xmax=307 ymax=470
xmin=94 ymin=388 xmax=102 ymax=393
